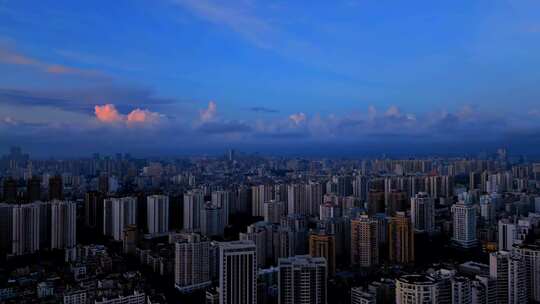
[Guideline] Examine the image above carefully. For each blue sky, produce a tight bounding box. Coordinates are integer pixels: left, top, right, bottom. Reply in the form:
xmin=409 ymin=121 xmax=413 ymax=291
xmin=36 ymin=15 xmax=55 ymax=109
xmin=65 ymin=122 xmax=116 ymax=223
xmin=1 ymin=0 xmax=540 ymax=156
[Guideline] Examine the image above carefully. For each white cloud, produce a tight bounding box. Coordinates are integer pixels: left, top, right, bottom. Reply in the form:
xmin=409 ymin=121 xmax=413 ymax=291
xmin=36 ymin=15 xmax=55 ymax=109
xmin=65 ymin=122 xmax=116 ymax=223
xmin=172 ymin=0 xmax=273 ymax=48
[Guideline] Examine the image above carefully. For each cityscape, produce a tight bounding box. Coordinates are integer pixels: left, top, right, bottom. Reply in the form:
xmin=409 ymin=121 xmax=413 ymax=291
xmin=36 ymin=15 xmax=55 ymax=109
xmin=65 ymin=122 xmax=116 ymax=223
xmin=0 ymin=147 xmax=539 ymax=303
xmin=2 ymin=1 xmax=540 ymax=303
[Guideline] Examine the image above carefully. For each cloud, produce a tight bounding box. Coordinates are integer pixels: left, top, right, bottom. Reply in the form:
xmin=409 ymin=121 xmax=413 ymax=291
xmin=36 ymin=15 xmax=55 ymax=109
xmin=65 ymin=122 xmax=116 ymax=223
xmin=94 ymin=104 xmax=162 ymax=126
xmin=0 ymin=48 xmax=37 ymax=65
xmin=0 ymin=86 xmax=182 ymax=114
xmin=289 ymin=112 xmax=306 ymax=125
xmin=0 ymin=45 xmax=108 ymax=80
xmin=250 ymin=106 xmax=279 ymax=113
xmin=172 ymin=0 xmax=273 ymax=48
xmin=384 ymin=105 xmax=401 ymax=118
xmin=2 ymin=116 xmax=18 ymax=126
xmin=94 ymin=104 xmax=123 ymax=123
xmin=200 ymin=101 xmax=217 ymax=122
xmin=127 ymin=108 xmax=161 ymax=124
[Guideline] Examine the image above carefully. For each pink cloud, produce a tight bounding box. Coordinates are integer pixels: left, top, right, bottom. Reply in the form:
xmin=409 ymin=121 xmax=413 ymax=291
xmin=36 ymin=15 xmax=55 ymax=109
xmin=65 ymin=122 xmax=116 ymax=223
xmin=94 ymin=104 xmax=161 ymax=126
xmin=0 ymin=45 xmax=108 ymax=80
xmin=200 ymin=101 xmax=217 ymax=122
xmin=127 ymin=108 xmax=160 ymax=124
xmin=0 ymin=48 xmax=37 ymax=65
xmin=94 ymin=104 xmax=123 ymax=123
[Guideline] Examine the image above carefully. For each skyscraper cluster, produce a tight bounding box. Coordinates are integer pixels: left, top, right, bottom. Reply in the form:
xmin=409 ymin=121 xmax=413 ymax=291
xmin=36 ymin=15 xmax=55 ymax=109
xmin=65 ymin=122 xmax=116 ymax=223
xmin=1 ymin=147 xmax=540 ymax=303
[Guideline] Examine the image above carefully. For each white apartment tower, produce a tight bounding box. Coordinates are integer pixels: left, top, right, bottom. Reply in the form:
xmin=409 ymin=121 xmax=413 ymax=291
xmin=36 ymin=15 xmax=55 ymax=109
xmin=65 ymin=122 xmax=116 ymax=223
xmin=278 ymin=255 xmax=327 ymax=304
xmin=183 ymin=190 xmax=204 ymax=231
xmin=147 ymin=195 xmax=169 ymax=234
xmin=174 ymin=233 xmax=212 ymax=293
xmin=12 ymin=202 xmax=40 ymax=255
xmin=218 ymin=240 xmax=257 ymax=304
xmin=50 ymin=200 xmax=76 ymax=250
xmin=103 ymin=197 xmax=137 ymax=241
xmin=451 ymin=195 xmax=477 ymax=248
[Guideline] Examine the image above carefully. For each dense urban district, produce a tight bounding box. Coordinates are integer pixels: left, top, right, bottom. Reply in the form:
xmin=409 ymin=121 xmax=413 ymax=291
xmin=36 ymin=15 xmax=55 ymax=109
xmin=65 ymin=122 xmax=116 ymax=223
xmin=0 ymin=147 xmax=539 ymax=304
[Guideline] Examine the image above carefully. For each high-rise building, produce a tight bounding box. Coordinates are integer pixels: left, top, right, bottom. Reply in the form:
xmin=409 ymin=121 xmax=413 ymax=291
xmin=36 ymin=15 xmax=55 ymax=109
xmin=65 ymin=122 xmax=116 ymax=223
xmin=234 ymin=185 xmax=252 ymax=215
xmin=428 ymin=268 xmax=455 ymax=304
xmin=123 ymin=224 xmax=138 ymax=255
xmin=169 ymin=194 xmax=184 ymax=230
xmin=26 ymin=176 xmax=41 ymax=202
xmin=386 ymin=190 xmax=408 ymax=216
xmin=351 ymin=215 xmax=379 ymax=267
xmin=50 ymin=200 xmax=76 ymax=250
xmin=263 ymin=200 xmax=285 ymax=224
xmin=200 ymin=202 xmax=225 ymax=237
xmin=479 ymin=195 xmax=497 ymax=225
xmin=258 ymin=267 xmax=278 ymax=304
xmin=368 ymin=278 xmax=396 ymax=304
xmin=508 ymin=254 xmax=527 ymax=304
xmin=471 ymin=275 xmax=496 ymax=304
xmin=0 ymin=203 xmax=13 ymax=256
xmin=319 ymin=202 xmax=341 ymax=221
xmin=278 ymin=255 xmax=327 ymax=304
xmin=498 ymin=219 xmax=516 ymax=251
xmin=514 ymin=243 xmax=540 ymax=303
xmin=489 ymin=251 xmax=509 ymax=304
xmin=279 ymin=215 xmax=308 ymax=257
xmin=274 ymin=184 xmax=288 ymax=204
xmin=395 ymin=275 xmax=438 ymax=304
xmin=175 ymin=233 xmax=212 ymax=293
xmin=410 ymin=192 xmax=435 ymax=234
xmin=183 ymin=190 xmax=204 ymax=231
xmin=334 ymin=175 xmax=353 ymax=197
xmin=353 ymin=175 xmax=369 ymax=202
xmin=305 ymin=182 xmax=323 ymax=217
xmin=147 ymin=195 xmax=169 ymax=234
xmin=239 ymin=221 xmax=274 ymax=268
xmin=451 ymin=195 xmax=477 ymax=248
xmin=252 ymin=185 xmax=274 ymax=217
xmin=388 ymin=212 xmax=414 ymax=264
xmin=350 ymin=287 xmax=376 ymax=304
xmin=103 ymin=197 xmax=137 ymax=241
xmin=309 ymin=233 xmax=336 ymax=276
xmin=48 ymin=175 xmax=63 ymax=200
xmin=12 ymin=202 xmax=40 ymax=255
xmin=367 ymin=191 xmax=385 ymax=215
xmin=287 ymin=184 xmax=308 ymax=216
xmin=212 ymin=190 xmax=230 ymax=226
xmin=2 ymin=177 xmax=17 ymax=203
xmin=218 ymin=240 xmax=257 ymax=304
xmin=85 ymin=191 xmax=103 ymax=232
xmin=98 ymin=174 xmax=109 ymax=194
xmin=451 ymin=276 xmax=472 ymax=304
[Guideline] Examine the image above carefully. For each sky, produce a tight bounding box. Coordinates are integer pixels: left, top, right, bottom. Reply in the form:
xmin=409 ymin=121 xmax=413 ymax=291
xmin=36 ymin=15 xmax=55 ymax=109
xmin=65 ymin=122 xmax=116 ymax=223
xmin=1 ymin=0 xmax=540 ymax=157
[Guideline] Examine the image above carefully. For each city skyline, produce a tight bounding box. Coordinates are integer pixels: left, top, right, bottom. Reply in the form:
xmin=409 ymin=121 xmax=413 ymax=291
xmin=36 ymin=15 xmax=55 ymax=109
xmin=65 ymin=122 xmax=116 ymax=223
xmin=2 ymin=2 xmax=540 ymax=303
xmin=1 ymin=146 xmax=540 ymax=303
xmin=2 ymin=1 xmax=540 ymax=156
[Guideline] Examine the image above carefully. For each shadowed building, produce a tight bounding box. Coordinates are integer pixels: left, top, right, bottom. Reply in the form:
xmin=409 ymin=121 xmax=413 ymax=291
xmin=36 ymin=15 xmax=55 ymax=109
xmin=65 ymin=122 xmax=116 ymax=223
xmin=309 ymin=232 xmax=336 ymax=276
xmin=388 ymin=212 xmax=415 ymax=264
